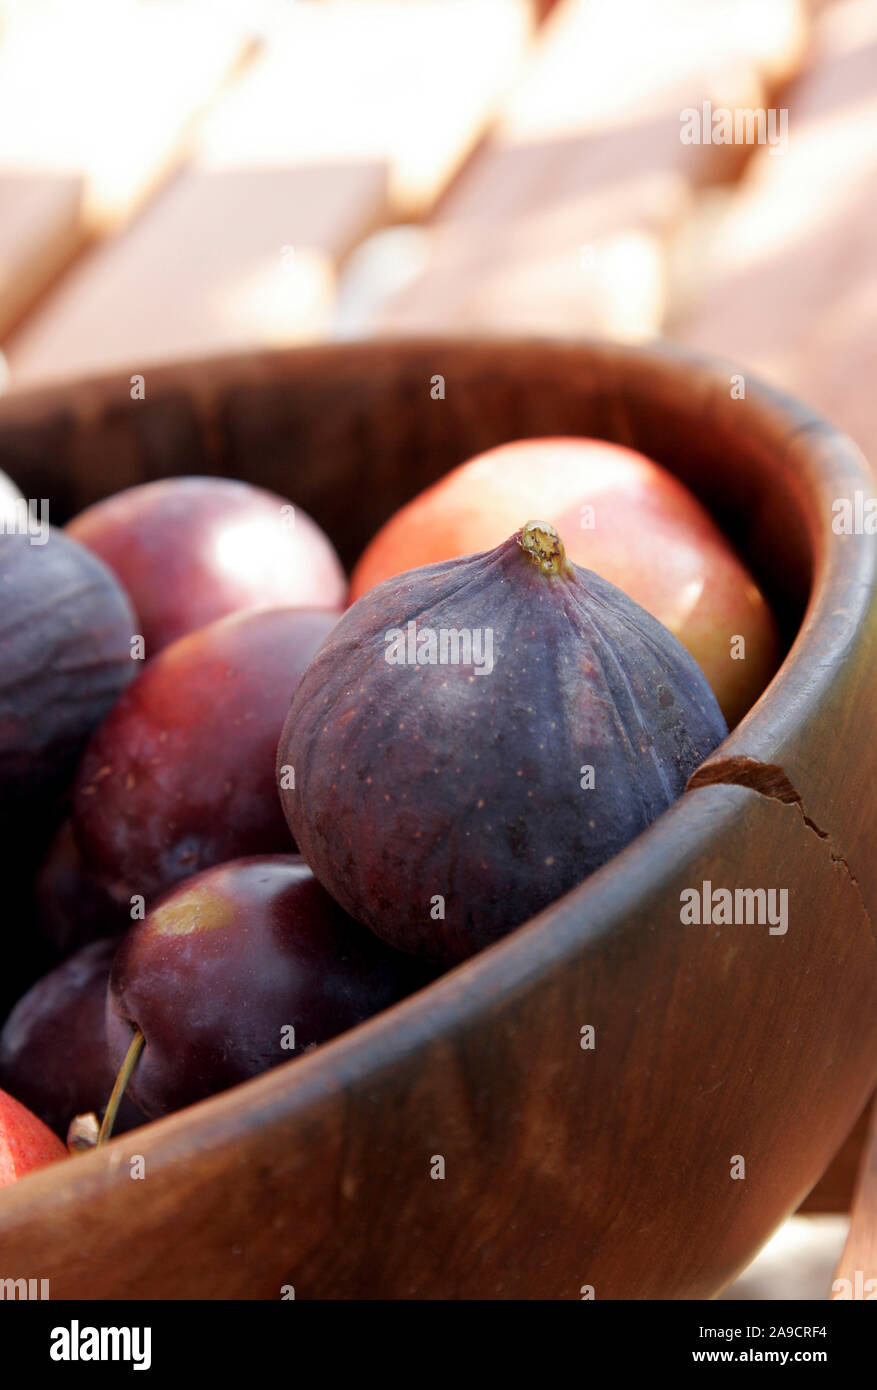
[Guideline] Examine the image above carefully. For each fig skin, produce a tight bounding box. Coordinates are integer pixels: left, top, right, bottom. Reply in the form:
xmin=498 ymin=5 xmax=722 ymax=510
xmin=73 ymin=607 xmax=338 ymax=910
xmin=0 ymin=528 xmax=136 ymax=863
xmin=106 ymin=855 xmax=428 ymax=1118
xmin=278 ymin=523 xmax=728 ymax=965
xmin=67 ymin=476 xmax=347 ymax=656
xmin=0 ymin=938 xmax=144 ymax=1138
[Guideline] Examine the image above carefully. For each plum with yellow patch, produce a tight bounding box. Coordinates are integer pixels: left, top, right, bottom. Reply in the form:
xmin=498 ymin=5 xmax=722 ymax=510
xmin=106 ymin=855 xmax=426 ymax=1117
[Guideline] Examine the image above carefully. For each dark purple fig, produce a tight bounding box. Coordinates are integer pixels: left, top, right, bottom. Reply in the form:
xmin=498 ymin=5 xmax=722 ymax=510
xmin=67 ymin=476 xmax=347 ymax=656
xmin=0 ymin=938 xmax=144 ymax=1138
xmin=72 ymin=607 xmax=338 ymax=909
xmin=35 ymin=820 xmax=124 ymax=956
xmin=278 ymin=522 xmax=728 ymax=965
xmin=105 ymin=855 xmax=426 ymax=1119
xmin=0 ymin=528 xmax=136 ymax=861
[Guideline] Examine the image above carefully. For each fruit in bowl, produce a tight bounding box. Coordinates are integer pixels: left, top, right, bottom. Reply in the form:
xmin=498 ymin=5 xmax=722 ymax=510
xmin=0 ymin=427 xmax=776 ymax=1178
xmin=2 ymin=458 xmax=745 ymax=1126
xmin=0 ymin=340 xmax=870 ymax=1305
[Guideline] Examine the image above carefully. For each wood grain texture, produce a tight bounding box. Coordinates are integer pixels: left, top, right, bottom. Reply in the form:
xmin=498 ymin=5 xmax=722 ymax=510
xmin=0 ymin=339 xmax=873 ymax=1299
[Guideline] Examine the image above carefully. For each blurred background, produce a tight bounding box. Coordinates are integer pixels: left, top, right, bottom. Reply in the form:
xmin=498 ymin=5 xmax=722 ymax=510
xmin=1 ymin=0 xmax=873 ymax=1298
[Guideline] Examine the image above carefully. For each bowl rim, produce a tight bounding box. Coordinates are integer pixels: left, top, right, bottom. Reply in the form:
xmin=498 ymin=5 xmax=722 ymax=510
xmin=0 ymin=334 xmax=874 ymax=1204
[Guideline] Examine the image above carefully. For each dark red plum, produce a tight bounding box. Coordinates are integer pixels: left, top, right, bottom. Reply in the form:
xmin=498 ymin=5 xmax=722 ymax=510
xmin=0 ymin=938 xmax=144 ymax=1138
xmin=106 ymin=855 xmax=426 ymax=1118
xmin=36 ymin=820 xmax=125 ymax=956
xmin=67 ymin=476 xmax=346 ymax=655
xmin=73 ymin=607 xmax=338 ymax=907
xmin=278 ymin=522 xmax=728 ymax=965
xmin=0 ymin=528 xmax=136 ymax=863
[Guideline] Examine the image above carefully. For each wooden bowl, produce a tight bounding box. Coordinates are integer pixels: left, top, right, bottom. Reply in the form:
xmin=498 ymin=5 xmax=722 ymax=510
xmin=0 ymin=340 xmax=875 ymax=1300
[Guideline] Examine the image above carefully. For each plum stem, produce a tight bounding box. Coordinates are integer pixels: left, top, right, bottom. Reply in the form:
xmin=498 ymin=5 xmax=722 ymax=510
xmin=97 ymin=1029 xmax=145 ymax=1147
xmin=517 ymin=521 xmax=572 ymax=576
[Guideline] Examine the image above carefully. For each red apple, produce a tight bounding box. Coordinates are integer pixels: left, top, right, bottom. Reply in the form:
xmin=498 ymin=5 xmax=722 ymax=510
xmin=0 ymin=1087 xmax=67 ymax=1186
xmin=67 ymin=475 xmax=346 ymax=656
xmin=349 ymin=438 xmax=778 ymax=726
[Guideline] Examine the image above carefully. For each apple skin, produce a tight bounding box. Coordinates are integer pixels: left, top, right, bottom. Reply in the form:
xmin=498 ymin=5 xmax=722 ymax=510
xmin=0 ymin=1087 xmax=67 ymax=1186
xmin=349 ymin=438 xmax=779 ymax=727
xmin=67 ymin=475 xmax=347 ymax=656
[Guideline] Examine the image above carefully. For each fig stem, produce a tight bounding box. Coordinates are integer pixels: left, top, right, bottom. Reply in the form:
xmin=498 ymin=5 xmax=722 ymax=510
xmin=518 ymin=521 xmax=571 ymax=576
xmin=97 ymin=1029 xmax=145 ymax=1147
